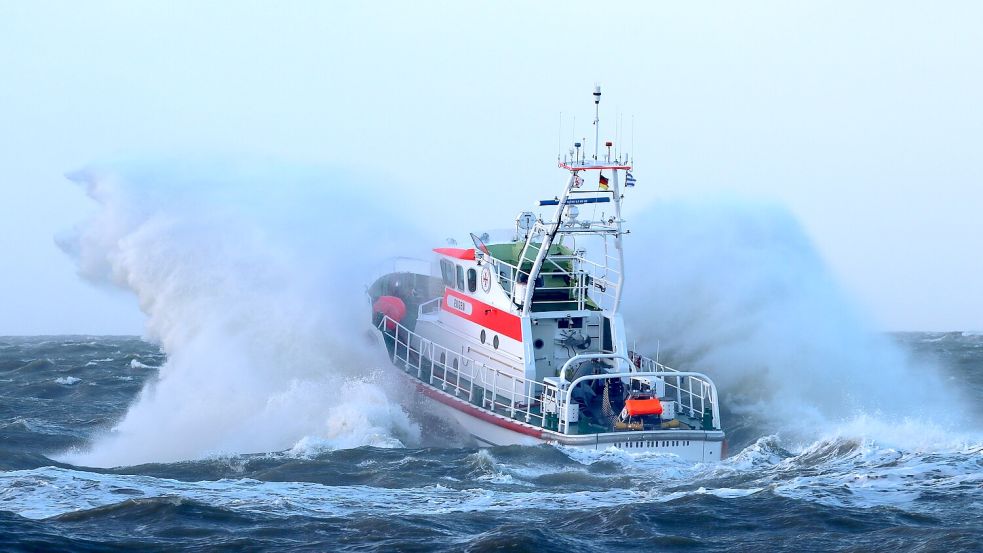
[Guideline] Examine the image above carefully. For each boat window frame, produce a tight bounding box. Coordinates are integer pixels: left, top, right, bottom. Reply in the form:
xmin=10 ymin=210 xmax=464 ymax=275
xmin=456 ymin=264 xmax=466 ymax=291
xmin=440 ymin=259 xmax=456 ymax=289
xmin=467 ymin=268 xmax=477 ymax=293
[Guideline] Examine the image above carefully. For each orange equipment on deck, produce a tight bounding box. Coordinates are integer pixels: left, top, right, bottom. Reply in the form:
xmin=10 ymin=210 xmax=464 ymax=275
xmin=623 ymin=396 xmax=663 ymax=417
xmin=373 ymin=295 xmax=406 ymax=331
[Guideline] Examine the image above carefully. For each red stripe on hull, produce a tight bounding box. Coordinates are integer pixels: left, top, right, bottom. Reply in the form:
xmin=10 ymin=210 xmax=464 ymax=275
xmin=442 ymin=288 xmax=523 ymax=341
xmin=416 ymin=383 xmax=545 ymax=440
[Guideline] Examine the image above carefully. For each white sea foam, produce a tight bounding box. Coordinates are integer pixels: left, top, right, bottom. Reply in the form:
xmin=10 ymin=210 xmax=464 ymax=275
xmin=0 ymin=464 xmax=725 ymax=521
xmin=54 ymin=376 xmax=81 ymax=385
xmin=6 ymin=433 xmax=980 ymax=522
xmin=287 ymin=377 xmax=421 ymax=455
xmin=0 ymin=466 xmax=620 ymax=520
xmin=462 ymin=450 xmax=535 ymax=486
xmin=57 ymin=160 xmax=428 ymax=466
xmin=128 ymin=359 xmax=156 ymax=369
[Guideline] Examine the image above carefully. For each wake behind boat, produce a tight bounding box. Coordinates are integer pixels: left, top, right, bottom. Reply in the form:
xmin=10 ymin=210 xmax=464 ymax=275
xmin=368 ymin=87 xmax=724 ymax=461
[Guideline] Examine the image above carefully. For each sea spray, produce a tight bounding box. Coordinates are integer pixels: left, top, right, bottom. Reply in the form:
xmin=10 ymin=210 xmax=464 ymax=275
xmin=620 ymin=198 xmax=977 ymax=447
xmin=56 ymin=160 xmax=977 ymax=465
xmin=57 ymin=159 xmax=424 ymax=466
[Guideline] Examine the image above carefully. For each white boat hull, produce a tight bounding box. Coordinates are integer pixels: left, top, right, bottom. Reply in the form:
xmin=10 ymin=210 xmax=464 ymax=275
xmin=400 ymin=367 xmax=725 ymax=462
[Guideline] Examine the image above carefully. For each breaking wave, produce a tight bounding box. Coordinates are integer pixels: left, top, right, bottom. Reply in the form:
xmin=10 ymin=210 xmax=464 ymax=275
xmin=57 ymin=159 xmax=425 ymax=466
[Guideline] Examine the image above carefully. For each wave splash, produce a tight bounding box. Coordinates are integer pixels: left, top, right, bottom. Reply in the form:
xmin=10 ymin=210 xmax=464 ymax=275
xmin=58 ymin=160 xmax=422 ymax=466
xmin=56 ymin=162 xmax=977 ymax=466
xmin=620 ymin=198 xmax=978 ymax=448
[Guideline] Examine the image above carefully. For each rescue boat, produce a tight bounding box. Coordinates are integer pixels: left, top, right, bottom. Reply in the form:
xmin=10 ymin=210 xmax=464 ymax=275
xmin=367 ymin=87 xmax=725 ymax=461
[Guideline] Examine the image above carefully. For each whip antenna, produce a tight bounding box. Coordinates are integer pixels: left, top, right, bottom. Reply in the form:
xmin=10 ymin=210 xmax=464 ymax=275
xmin=557 ymin=112 xmax=562 ymax=161
xmin=593 ymin=85 xmax=601 ymax=160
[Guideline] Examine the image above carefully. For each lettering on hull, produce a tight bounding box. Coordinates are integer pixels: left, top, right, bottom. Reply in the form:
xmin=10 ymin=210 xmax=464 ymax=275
xmin=446 ymin=295 xmax=473 ymax=316
xmin=442 ymin=288 xmax=522 ymax=341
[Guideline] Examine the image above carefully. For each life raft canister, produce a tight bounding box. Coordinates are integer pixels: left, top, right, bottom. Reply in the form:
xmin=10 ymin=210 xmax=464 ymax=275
xmin=373 ymin=295 xmax=406 ymax=331
xmin=623 ymin=396 xmax=663 ymax=417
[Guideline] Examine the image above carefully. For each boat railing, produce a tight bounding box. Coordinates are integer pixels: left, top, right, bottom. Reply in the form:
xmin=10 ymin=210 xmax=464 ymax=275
xmin=376 ymin=318 xmax=721 ymax=436
xmin=379 ymin=316 xmax=548 ymax=428
xmin=486 ymin=250 xmax=621 ymax=313
xmin=558 ymin=369 xmax=721 ymax=434
xmin=550 ymin=353 xmax=720 ymax=433
xmin=418 ymin=296 xmax=442 ymax=316
xmin=632 ymin=353 xmax=721 ymax=431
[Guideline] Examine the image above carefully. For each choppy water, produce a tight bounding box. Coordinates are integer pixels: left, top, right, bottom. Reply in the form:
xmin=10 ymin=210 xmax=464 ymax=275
xmin=1 ymin=334 xmax=981 ymax=551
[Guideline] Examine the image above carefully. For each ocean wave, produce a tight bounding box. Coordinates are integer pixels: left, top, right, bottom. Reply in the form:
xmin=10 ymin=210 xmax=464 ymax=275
xmin=57 ymin=162 xmax=424 ymax=467
xmin=6 ymin=434 xmax=979 ymax=524
xmin=10 ymin=359 xmax=55 ymax=373
xmin=0 ymin=465 xmax=709 ymax=521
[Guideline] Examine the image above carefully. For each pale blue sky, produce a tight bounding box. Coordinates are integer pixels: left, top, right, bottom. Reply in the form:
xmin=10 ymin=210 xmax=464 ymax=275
xmin=0 ymin=1 xmax=980 ymax=334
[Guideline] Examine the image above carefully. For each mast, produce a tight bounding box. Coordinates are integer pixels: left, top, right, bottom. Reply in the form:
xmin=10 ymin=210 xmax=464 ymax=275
xmin=522 ymin=85 xmax=630 ymax=317
xmin=611 ymin=168 xmax=626 ymax=312
xmin=593 ymin=85 xmax=601 ymax=160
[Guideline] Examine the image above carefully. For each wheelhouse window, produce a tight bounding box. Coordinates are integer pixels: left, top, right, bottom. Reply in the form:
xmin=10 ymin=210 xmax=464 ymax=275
xmin=467 ymin=268 xmax=477 ymax=292
xmin=440 ymin=259 xmax=456 ymax=289
xmin=456 ymin=264 xmax=466 ymax=291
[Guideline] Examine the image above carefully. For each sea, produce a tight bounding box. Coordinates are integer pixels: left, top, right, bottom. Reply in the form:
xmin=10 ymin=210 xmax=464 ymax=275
xmin=1 ymin=333 xmax=980 ymax=551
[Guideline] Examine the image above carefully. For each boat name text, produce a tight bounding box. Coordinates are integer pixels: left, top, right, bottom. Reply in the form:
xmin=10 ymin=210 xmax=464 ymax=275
xmin=447 ymin=296 xmax=473 ymax=315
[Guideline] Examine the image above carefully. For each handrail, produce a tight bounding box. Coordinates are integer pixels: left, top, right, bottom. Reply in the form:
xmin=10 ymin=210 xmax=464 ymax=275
xmin=489 ymin=250 xmax=621 ymax=313
xmin=634 ymin=354 xmax=677 ymax=373
xmin=556 ymin=352 xmax=635 ymax=385
xmin=375 ymin=316 xmax=721 ymax=437
xmin=560 ymin=370 xmax=721 ymax=434
xmin=418 ymin=296 xmax=442 ymax=316
xmin=378 ymin=316 xmax=548 ymax=427
xmin=629 ymin=352 xmax=721 ymax=435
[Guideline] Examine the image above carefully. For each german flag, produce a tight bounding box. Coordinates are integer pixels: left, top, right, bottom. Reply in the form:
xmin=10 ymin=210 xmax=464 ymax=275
xmin=598 ymin=173 xmax=609 ymax=190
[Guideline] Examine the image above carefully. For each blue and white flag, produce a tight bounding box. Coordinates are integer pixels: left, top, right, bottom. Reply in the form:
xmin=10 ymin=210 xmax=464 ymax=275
xmin=625 ymin=171 xmax=637 ymax=187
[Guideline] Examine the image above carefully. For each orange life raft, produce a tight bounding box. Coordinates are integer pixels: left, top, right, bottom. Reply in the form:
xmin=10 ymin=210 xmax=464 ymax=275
xmin=623 ymin=397 xmax=663 ymax=417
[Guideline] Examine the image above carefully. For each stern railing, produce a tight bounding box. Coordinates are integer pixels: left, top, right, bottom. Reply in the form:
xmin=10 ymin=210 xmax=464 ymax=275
xmin=633 ymin=353 xmax=721 ymax=432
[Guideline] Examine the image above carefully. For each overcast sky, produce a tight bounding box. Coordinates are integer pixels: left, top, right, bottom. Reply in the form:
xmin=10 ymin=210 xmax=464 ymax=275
xmin=0 ymin=1 xmax=980 ymax=334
